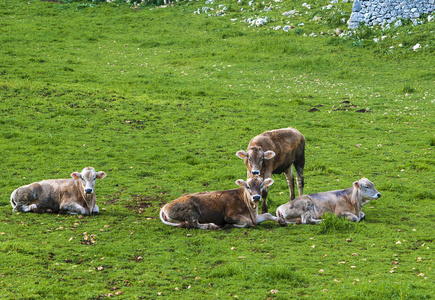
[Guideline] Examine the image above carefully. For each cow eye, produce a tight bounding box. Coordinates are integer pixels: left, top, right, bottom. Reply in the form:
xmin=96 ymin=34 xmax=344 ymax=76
xmin=260 ymin=158 xmax=263 ymax=162
xmin=248 ymin=158 xmax=252 ymax=162
xmin=247 ymin=185 xmax=251 ymax=189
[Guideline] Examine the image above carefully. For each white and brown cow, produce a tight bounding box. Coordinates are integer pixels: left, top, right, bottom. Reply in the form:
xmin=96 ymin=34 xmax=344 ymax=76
xmin=10 ymin=167 xmax=107 ymax=215
xmin=160 ymin=175 xmax=287 ymax=229
xmin=276 ymin=178 xmax=381 ymax=224
xmin=236 ymin=128 xmax=305 ymax=213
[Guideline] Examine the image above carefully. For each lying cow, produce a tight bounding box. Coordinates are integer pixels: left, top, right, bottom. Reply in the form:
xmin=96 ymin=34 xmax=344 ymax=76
xmin=276 ymin=178 xmax=381 ymax=224
xmin=160 ymin=175 xmax=287 ymax=229
xmin=10 ymin=167 xmax=107 ymax=215
xmin=236 ymin=127 xmax=305 ymax=213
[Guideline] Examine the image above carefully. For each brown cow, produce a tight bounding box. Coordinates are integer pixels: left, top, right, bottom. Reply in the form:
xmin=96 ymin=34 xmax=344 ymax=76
xmin=276 ymin=178 xmax=381 ymax=224
xmin=160 ymin=176 xmax=287 ymax=229
xmin=236 ymin=128 xmax=305 ymax=213
xmin=10 ymin=167 xmax=107 ymax=215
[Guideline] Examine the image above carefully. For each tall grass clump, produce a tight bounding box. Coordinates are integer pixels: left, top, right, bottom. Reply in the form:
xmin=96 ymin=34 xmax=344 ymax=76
xmin=317 ymin=212 xmax=362 ymax=234
xmin=401 ymin=84 xmax=416 ymax=94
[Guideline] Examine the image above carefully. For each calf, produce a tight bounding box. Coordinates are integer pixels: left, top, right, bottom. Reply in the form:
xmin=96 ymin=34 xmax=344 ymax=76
xmin=160 ymin=176 xmax=287 ymax=229
xmin=236 ymin=128 xmax=305 ymax=213
xmin=276 ymin=178 xmax=381 ymax=224
xmin=10 ymin=167 xmax=107 ymax=215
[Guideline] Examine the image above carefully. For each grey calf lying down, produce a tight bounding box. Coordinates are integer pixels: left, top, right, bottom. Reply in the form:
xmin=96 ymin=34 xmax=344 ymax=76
xmin=276 ymin=178 xmax=381 ymax=224
xmin=160 ymin=175 xmax=287 ymax=229
xmin=10 ymin=167 xmax=107 ymax=215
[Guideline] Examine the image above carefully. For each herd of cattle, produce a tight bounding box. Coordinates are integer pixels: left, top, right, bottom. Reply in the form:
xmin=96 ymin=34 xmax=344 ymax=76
xmin=10 ymin=128 xmax=381 ymax=229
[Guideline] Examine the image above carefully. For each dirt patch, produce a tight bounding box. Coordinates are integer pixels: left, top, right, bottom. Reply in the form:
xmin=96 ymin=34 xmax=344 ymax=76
xmin=125 ymin=195 xmax=166 ymax=215
xmin=102 ymin=188 xmax=126 ymax=205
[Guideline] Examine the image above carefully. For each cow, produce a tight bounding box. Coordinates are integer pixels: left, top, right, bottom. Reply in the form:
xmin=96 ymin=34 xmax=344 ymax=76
xmin=10 ymin=167 xmax=107 ymax=215
xmin=160 ymin=175 xmax=287 ymax=229
xmin=236 ymin=128 xmax=305 ymax=213
xmin=276 ymin=178 xmax=381 ymax=224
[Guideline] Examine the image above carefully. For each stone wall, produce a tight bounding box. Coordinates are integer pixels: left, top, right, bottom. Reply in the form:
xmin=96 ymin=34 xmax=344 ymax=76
xmin=348 ymin=0 xmax=435 ymax=29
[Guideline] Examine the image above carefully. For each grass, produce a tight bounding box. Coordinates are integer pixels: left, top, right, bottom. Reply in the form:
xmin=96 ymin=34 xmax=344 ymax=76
xmin=0 ymin=0 xmax=434 ymax=298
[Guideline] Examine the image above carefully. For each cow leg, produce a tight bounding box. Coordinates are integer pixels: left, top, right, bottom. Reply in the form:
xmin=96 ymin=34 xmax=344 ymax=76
xmin=12 ymin=188 xmax=39 ymax=213
xmin=261 ymin=187 xmax=269 ymax=214
xmin=277 ymin=197 xmax=317 ymax=224
xmin=284 ymin=167 xmax=296 ymax=200
xmin=257 ymin=213 xmax=287 ymax=226
xmin=92 ymin=205 xmax=100 ymax=214
xmin=225 ymin=215 xmax=255 ymax=228
xmin=341 ymin=212 xmax=360 ymax=222
xmin=359 ymin=211 xmax=365 ymax=221
xmin=294 ymin=159 xmax=304 ymax=197
xmin=301 ymin=211 xmax=322 ymax=224
xmin=16 ymin=203 xmax=38 ymax=213
xmin=195 ymin=222 xmax=221 ymax=230
xmin=60 ymin=203 xmax=88 ymax=215
xmin=174 ymin=206 xmax=221 ymax=230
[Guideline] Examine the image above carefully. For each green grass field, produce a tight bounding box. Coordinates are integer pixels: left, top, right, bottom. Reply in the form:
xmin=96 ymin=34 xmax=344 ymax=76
xmin=0 ymin=0 xmax=434 ymax=298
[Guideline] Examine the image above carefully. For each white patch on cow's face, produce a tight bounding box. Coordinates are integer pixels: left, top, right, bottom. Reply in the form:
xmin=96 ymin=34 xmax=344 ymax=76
xmin=241 ymin=148 xmax=276 ymax=176
xmin=246 ymin=147 xmax=265 ymax=176
xmin=80 ymin=168 xmax=97 ymax=194
xmin=244 ymin=176 xmax=274 ymax=202
xmin=358 ymin=178 xmax=381 ymax=205
xmin=237 ymin=176 xmax=274 ymax=202
xmin=71 ymin=167 xmax=106 ymax=195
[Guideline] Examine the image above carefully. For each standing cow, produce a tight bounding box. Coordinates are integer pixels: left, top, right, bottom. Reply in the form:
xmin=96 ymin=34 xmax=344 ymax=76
xmin=276 ymin=178 xmax=381 ymax=224
xmin=236 ymin=128 xmax=305 ymax=213
xmin=10 ymin=167 xmax=107 ymax=215
xmin=160 ymin=175 xmax=287 ymax=229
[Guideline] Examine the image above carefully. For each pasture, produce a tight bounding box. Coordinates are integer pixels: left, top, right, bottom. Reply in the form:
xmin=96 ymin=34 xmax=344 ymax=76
xmin=0 ymin=0 xmax=434 ymax=298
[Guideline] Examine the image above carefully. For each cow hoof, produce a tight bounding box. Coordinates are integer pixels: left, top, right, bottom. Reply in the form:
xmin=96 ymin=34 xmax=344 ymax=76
xmin=278 ymin=218 xmax=288 ymax=227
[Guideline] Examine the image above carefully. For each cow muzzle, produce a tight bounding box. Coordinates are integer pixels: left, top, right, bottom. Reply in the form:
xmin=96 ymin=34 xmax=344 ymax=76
xmin=375 ymin=193 xmax=381 ymax=199
xmin=251 ymin=170 xmax=260 ymax=176
xmin=252 ymin=195 xmax=261 ymax=202
xmin=85 ymin=188 xmax=94 ymax=194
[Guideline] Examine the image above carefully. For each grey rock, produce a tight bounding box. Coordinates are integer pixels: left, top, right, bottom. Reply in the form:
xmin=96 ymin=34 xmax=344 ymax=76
xmin=348 ymin=0 xmax=435 ymax=28
xmin=353 ymin=0 xmax=362 ymax=12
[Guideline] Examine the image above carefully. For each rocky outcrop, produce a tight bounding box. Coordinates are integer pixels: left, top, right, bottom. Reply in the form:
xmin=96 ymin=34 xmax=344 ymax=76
xmin=348 ymin=0 xmax=435 ymax=29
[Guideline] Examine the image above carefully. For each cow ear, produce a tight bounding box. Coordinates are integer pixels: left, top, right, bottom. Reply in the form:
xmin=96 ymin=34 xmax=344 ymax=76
xmin=264 ymin=151 xmax=275 ymax=159
xmin=71 ymin=172 xmax=81 ymax=180
xmin=353 ymin=181 xmax=360 ymax=189
xmin=96 ymin=171 xmax=107 ymax=179
xmin=263 ymin=178 xmax=274 ymax=187
xmin=236 ymin=151 xmax=248 ymax=159
xmin=235 ymin=179 xmax=246 ymax=188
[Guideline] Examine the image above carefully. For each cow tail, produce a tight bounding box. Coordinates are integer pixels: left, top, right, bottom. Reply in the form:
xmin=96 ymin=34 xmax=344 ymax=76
xmin=159 ymin=204 xmax=181 ymax=227
xmin=10 ymin=189 xmax=17 ymax=209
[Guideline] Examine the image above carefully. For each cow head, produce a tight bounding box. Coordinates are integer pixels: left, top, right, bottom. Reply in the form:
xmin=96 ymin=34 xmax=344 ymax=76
xmin=235 ymin=176 xmax=274 ymax=202
xmin=236 ymin=147 xmax=275 ymax=176
xmin=71 ymin=167 xmax=107 ymax=195
xmin=353 ymin=178 xmax=381 ymax=206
